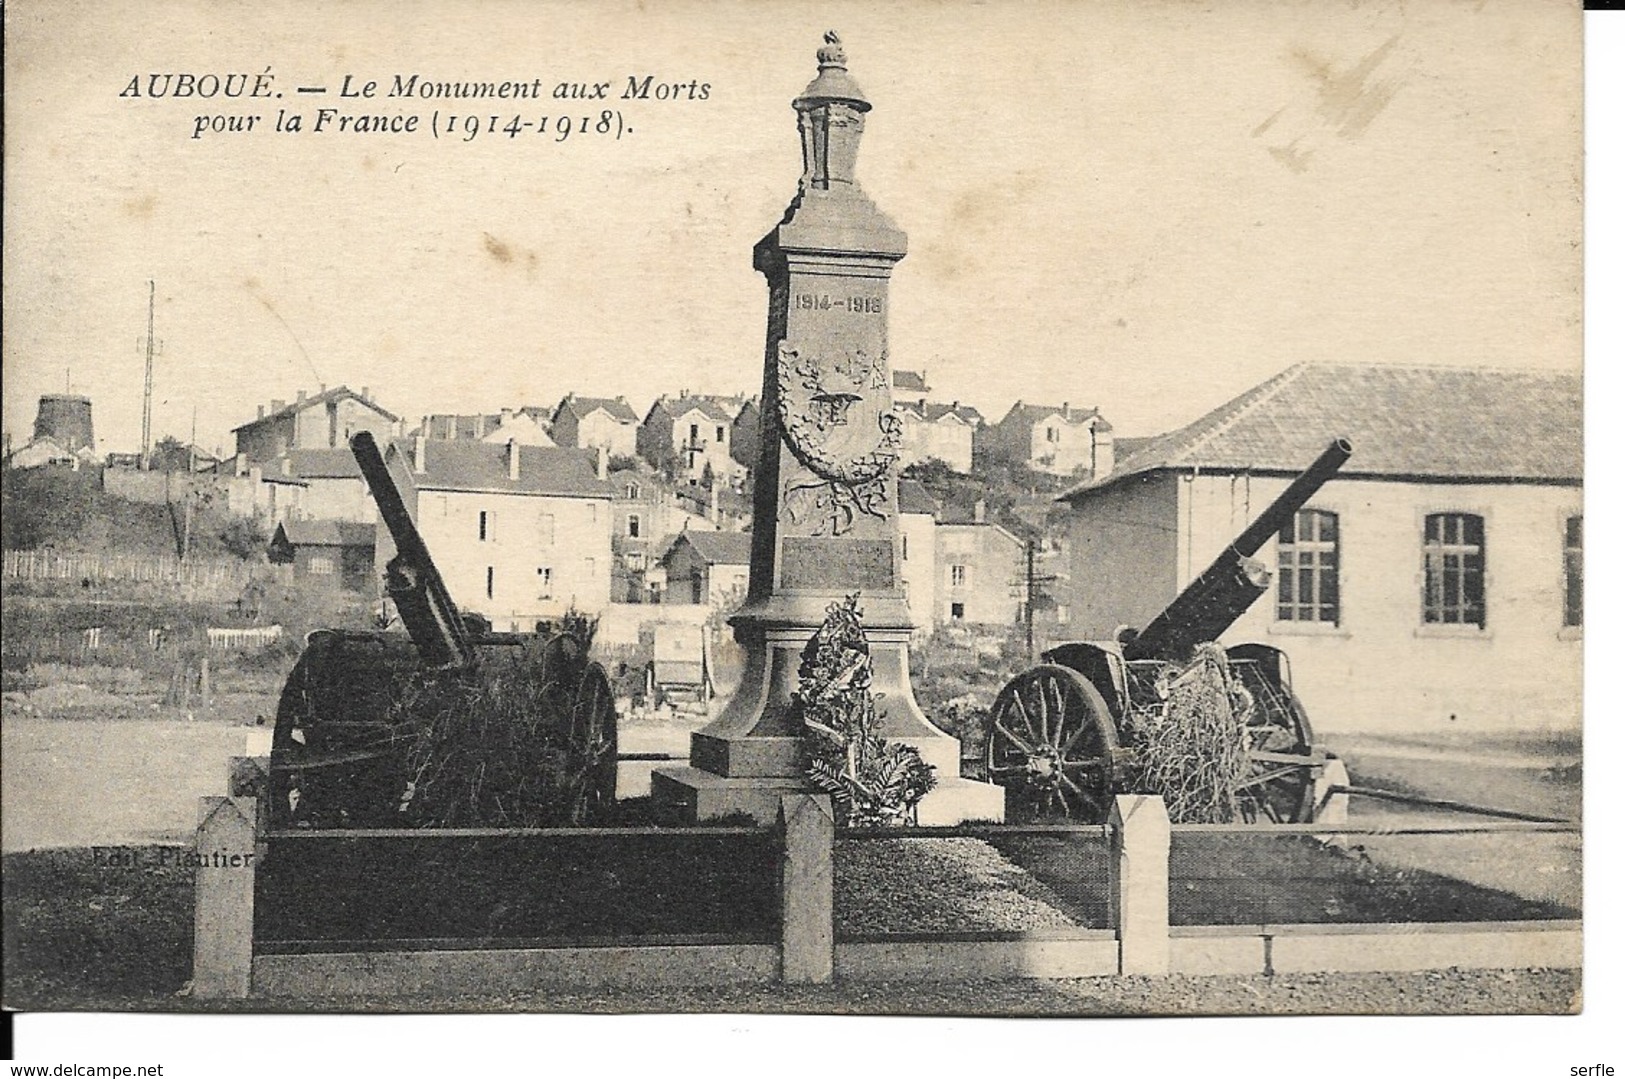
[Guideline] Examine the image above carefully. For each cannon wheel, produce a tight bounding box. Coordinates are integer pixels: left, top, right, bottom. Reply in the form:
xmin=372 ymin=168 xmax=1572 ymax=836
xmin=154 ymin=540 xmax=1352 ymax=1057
xmin=569 ymin=660 xmax=618 ymax=822
xmin=1234 ymin=692 xmax=1317 ymax=824
xmin=985 ymin=665 xmax=1120 ymax=822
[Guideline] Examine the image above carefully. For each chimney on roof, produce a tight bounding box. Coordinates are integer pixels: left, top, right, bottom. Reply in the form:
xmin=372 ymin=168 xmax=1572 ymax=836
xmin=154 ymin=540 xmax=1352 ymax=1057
xmin=595 ymin=444 xmax=608 ymax=481
xmin=500 ymin=407 xmax=514 ymax=425
xmin=361 ymin=386 xmax=370 ymax=402
xmin=1062 ymin=401 xmax=1070 ymax=420
xmin=973 ymin=499 xmax=986 ymax=524
xmin=319 ymin=384 xmax=327 ymax=395
xmin=412 ymin=434 xmax=426 ymax=474
xmin=272 ymin=399 xmax=285 ymax=413
xmin=281 ymin=456 xmax=292 ymax=477
xmin=257 ymin=405 xmax=266 ymax=420
xmin=297 ymin=390 xmax=307 ymax=404
xmin=507 ymin=438 xmax=520 ymax=481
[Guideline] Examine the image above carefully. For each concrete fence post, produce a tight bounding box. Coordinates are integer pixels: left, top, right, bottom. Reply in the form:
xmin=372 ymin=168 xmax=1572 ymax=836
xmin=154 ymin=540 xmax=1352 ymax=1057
xmin=779 ymin=794 xmax=835 ymax=984
xmin=192 ymin=795 xmax=259 ymax=998
xmin=1108 ymin=793 xmax=1171 ymax=975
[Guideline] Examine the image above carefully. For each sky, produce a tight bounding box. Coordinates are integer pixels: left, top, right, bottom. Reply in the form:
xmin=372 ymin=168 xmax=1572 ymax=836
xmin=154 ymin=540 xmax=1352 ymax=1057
xmin=3 ymin=0 xmax=1581 ymax=458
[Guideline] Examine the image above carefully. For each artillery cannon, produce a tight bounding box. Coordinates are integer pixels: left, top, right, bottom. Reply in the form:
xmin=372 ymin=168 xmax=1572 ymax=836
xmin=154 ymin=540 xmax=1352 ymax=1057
xmin=983 ymin=438 xmax=1353 ymax=823
xmin=268 ymin=431 xmax=618 ymax=829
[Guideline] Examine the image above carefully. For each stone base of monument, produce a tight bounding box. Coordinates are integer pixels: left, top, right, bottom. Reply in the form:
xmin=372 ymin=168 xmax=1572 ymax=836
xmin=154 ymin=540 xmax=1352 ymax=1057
xmin=650 ymin=767 xmax=1005 ymax=826
xmin=651 ymin=618 xmax=1004 ymax=825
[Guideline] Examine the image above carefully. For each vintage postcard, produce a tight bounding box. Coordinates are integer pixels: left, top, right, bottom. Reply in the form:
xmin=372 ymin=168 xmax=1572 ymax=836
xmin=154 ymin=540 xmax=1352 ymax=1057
xmin=0 ymin=0 xmax=1591 ymax=1065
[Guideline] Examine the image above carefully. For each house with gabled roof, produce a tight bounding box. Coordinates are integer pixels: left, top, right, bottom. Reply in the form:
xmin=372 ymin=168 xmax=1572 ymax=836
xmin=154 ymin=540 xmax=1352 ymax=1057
xmin=897 ymin=400 xmax=983 ymax=473
xmin=637 ymin=393 xmax=748 ymax=486
xmin=1054 ymin=361 xmax=1582 ymax=733
xmin=550 ymin=394 xmax=639 ymax=458
xmin=892 ymin=369 xmax=930 ymax=407
xmin=418 ymin=409 xmax=556 ymax=447
xmin=979 ymin=401 xmax=1113 ymax=478
xmin=267 ymin=519 xmax=376 ymax=592
xmin=232 ymin=386 xmax=397 ymax=465
xmin=660 ymin=529 xmax=753 ymax=607
xmin=375 ymin=436 xmax=615 ymax=629
xmin=608 ymin=464 xmax=717 ymax=603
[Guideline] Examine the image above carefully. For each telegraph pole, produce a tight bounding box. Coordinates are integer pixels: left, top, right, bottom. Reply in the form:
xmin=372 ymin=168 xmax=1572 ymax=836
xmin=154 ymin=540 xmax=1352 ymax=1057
xmin=140 ymin=280 xmax=157 ymax=470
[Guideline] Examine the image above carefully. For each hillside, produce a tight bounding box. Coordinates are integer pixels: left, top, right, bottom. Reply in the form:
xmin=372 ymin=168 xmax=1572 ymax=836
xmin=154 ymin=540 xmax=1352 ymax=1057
xmin=0 ymin=466 xmax=262 ymax=561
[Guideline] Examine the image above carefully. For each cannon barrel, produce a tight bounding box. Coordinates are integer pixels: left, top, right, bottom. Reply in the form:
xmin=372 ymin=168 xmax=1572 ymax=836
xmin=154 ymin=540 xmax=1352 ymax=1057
xmin=350 ymin=431 xmax=474 ymax=670
xmin=1123 ymin=437 xmax=1352 ymax=662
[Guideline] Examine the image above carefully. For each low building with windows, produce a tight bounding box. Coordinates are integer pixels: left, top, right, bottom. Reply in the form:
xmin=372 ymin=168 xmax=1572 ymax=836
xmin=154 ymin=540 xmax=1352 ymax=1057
xmin=375 ymin=436 xmax=615 ymax=629
xmin=660 ymin=530 xmax=753 ymax=608
xmin=1054 ymin=362 xmax=1581 ymax=733
xmin=935 ymin=501 xmax=1024 ymax=626
xmin=267 ymin=519 xmax=376 ymax=592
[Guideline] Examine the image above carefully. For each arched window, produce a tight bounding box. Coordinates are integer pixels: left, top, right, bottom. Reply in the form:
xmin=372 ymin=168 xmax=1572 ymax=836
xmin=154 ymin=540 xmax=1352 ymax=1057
xmin=1422 ymin=513 xmax=1485 ymax=627
xmin=1277 ymin=509 xmax=1339 ymax=624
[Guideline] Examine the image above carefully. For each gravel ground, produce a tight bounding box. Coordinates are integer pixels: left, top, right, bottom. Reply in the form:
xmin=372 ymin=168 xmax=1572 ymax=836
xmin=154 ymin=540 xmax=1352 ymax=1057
xmin=836 ymin=838 xmax=1080 ymax=933
xmin=38 ymin=968 xmax=1576 ymax=1016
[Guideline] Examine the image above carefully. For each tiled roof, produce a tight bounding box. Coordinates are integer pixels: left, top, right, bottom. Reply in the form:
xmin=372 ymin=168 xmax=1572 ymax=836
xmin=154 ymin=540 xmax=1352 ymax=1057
xmin=276 ymin=520 xmax=375 ymax=548
xmin=390 ymin=439 xmax=614 ymax=498
xmin=997 ymin=402 xmax=1105 ymax=430
xmin=897 ymin=478 xmax=940 ymax=516
xmin=555 ymin=395 xmax=639 ymax=424
xmin=892 ymin=369 xmax=929 ymax=392
xmin=1060 ymin=362 xmax=1582 ymax=501
xmin=666 ymin=529 xmax=753 ymax=566
xmin=287 ymin=448 xmax=363 ymax=479
xmin=921 ymin=402 xmax=984 ymax=425
xmin=649 ymin=395 xmax=741 ymax=425
xmin=233 ymin=386 xmax=397 ymax=432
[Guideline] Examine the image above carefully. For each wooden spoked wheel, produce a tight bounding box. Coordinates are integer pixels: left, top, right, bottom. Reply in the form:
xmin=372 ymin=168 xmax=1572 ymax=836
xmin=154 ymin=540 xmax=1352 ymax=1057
xmin=1234 ymin=692 xmax=1317 ymax=824
xmin=569 ymin=661 xmax=618 ymax=822
xmin=985 ymin=665 xmax=1120 ymax=822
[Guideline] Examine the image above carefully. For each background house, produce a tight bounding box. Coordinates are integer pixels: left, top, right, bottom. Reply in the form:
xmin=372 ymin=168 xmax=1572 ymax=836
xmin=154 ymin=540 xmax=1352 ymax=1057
xmin=376 ymin=436 xmax=615 ymax=629
xmin=267 ymin=519 xmax=375 ymax=592
xmin=660 ymin=530 xmax=752 ymax=607
xmin=550 ymin=395 xmax=639 ymax=458
xmin=979 ymin=401 xmax=1113 ymax=478
xmin=897 ymin=401 xmax=982 ymax=473
xmin=281 ymin=448 xmax=376 ymax=523
xmin=233 ymin=386 xmax=397 ymax=465
xmin=935 ymin=501 xmax=1024 ymax=625
xmin=417 ymin=409 xmax=555 ymax=447
xmin=609 ymin=465 xmax=717 ymax=603
xmin=638 ymin=393 xmax=748 ymax=486
xmin=891 ymin=369 xmax=929 ymax=408
xmin=1054 ymin=362 xmax=1582 ymax=734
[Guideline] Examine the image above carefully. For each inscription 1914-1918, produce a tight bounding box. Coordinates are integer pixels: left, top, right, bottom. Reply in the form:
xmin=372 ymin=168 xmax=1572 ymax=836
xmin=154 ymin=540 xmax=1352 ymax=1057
xmin=794 ymin=293 xmax=883 ymax=314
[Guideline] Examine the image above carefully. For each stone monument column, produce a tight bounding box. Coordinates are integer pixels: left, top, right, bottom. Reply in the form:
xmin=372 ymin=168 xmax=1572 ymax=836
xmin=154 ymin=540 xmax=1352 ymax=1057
xmin=652 ymin=33 xmax=1003 ymax=825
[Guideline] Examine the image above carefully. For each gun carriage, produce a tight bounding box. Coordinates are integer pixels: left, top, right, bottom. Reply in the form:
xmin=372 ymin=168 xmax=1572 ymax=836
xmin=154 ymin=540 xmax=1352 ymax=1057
xmin=268 ymin=432 xmax=618 ymax=829
xmin=984 ymin=438 xmax=1353 ymax=823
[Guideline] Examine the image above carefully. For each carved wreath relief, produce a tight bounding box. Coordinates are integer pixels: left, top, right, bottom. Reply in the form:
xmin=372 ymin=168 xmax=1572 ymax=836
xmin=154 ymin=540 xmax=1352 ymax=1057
xmin=777 ymin=339 xmax=902 ymax=537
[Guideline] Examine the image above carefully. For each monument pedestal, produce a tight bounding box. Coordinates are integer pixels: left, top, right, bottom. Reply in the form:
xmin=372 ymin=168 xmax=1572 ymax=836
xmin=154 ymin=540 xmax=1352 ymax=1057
xmin=651 ymin=33 xmax=1001 ymax=825
xmin=653 ymin=610 xmax=1004 ymax=824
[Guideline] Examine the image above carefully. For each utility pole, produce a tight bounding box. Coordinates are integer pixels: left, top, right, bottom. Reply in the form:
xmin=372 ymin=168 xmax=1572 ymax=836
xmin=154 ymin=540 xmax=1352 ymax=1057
xmin=1012 ymin=534 xmax=1064 ymax=663
xmin=140 ymin=280 xmax=157 ymax=471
